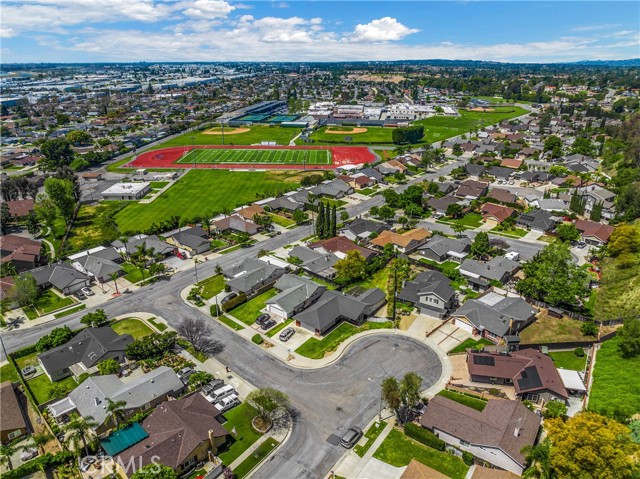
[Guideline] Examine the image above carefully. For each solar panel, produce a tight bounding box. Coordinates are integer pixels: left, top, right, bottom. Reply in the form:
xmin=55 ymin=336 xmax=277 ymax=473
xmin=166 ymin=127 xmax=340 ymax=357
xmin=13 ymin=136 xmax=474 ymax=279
xmin=473 ymin=355 xmax=495 ymax=366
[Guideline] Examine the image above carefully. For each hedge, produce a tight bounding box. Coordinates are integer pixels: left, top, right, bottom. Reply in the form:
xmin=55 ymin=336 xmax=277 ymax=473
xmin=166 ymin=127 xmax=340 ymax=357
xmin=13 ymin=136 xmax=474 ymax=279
xmin=221 ymin=292 xmax=247 ymax=312
xmin=210 ymin=304 xmax=220 ymax=317
xmin=3 ymin=450 xmax=76 ymax=479
xmin=462 ymin=451 xmax=474 ymax=466
xmin=252 ymin=334 xmax=264 ymax=345
xmin=404 ymin=422 xmax=445 ymax=451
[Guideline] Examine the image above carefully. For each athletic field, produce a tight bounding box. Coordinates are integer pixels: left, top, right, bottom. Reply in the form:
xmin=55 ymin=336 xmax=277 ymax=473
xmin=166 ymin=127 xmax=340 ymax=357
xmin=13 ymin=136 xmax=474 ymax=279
xmin=177 ymin=148 xmax=331 ymax=166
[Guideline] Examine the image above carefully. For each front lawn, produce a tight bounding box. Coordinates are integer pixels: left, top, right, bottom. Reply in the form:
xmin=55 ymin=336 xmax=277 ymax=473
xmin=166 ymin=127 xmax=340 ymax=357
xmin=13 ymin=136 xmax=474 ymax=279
xmin=268 ymin=213 xmax=295 ymax=228
xmin=548 ymin=351 xmax=587 ymax=371
xmin=354 ymin=421 xmax=387 ymax=457
xmin=111 ymin=318 xmax=154 ymax=339
xmin=148 ymin=316 xmax=168 ymax=332
xmin=437 ymin=389 xmax=487 ymax=412
xmin=218 ymin=404 xmax=263 ymax=465
xmin=295 ymin=321 xmax=393 ymax=359
xmin=438 ymin=213 xmax=483 ymax=229
xmin=23 ymin=290 xmax=75 ymax=318
xmin=266 ymin=319 xmax=294 ymax=338
xmin=490 ymin=226 xmax=528 ymax=238
xmin=373 ymin=428 xmax=469 ymax=479
xmin=589 ymin=336 xmax=640 ymax=419
xmin=198 ymin=274 xmax=225 ymax=300
xmin=229 ymin=289 xmax=277 ymax=325
xmin=214 ymin=315 xmax=245 ymax=331
xmin=27 ymin=375 xmax=77 ymax=405
xmin=121 ymin=263 xmax=147 ymax=284
xmin=54 ymin=304 xmax=86 ymax=318
xmin=231 ymin=438 xmax=279 ymax=479
xmin=448 ymin=337 xmax=493 ymax=354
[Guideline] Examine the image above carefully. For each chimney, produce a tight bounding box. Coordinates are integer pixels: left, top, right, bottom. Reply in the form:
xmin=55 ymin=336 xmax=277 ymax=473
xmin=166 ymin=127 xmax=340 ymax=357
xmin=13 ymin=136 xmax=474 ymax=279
xmin=514 ymin=427 xmax=521 ymax=437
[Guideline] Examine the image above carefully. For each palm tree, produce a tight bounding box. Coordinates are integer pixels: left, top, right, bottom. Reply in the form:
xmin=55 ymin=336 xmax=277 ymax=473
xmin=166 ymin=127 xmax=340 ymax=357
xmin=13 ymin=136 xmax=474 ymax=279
xmin=106 ymin=399 xmax=127 ymax=428
xmin=521 ymin=439 xmax=553 ymax=479
xmin=0 ymin=443 xmax=16 ymax=471
xmin=110 ymin=271 xmax=119 ymax=294
xmin=22 ymin=431 xmax=53 ymax=455
xmin=64 ymin=414 xmax=98 ymax=457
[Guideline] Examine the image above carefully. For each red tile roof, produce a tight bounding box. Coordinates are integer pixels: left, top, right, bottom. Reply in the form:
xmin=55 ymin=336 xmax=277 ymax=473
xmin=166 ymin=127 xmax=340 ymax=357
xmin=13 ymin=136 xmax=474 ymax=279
xmin=574 ymin=219 xmax=615 ymax=243
xmin=481 ymin=202 xmax=516 ymax=223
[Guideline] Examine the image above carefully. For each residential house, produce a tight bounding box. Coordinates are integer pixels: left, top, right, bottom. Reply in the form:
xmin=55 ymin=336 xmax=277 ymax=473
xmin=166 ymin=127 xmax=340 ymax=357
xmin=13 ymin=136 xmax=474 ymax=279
xmin=235 ymin=204 xmax=266 ymax=222
xmin=467 ymin=349 xmax=569 ymax=405
xmin=49 ymin=366 xmax=184 ymax=435
xmin=288 ymin=245 xmax=338 ymax=279
xmin=481 ymin=203 xmax=517 ymax=224
xmin=515 ymin=209 xmax=559 ymax=233
xmin=416 ymin=236 xmax=471 ymax=263
xmin=4 ymin=198 xmax=34 ymax=219
xmin=339 ymin=217 xmax=389 ymax=241
xmin=486 ymin=166 xmax=513 ymax=181
xmin=310 ymin=179 xmax=354 ymax=198
xmin=451 ymin=293 xmax=536 ymax=342
xmin=526 ymin=198 xmax=568 ymax=213
xmin=397 ymin=270 xmax=456 ymax=319
xmin=30 ymin=263 xmax=92 ymax=295
xmin=574 ymin=219 xmax=615 ymax=246
xmin=114 ymin=394 xmax=228 ymax=477
xmin=358 ymin=167 xmax=384 ymax=183
xmin=455 ymin=180 xmax=489 ymax=200
xmin=113 ymin=235 xmax=175 ymax=258
xmin=262 ymin=196 xmax=303 ymax=212
xmin=265 ymin=274 xmax=325 ymax=318
xmin=0 ymin=382 xmax=27 ymax=444
xmin=0 ymin=234 xmax=42 ymax=272
xmin=575 ymin=185 xmax=616 ymax=220
xmin=69 ymin=247 xmax=123 ymax=284
xmin=294 ymin=288 xmax=386 ymax=335
xmin=500 ymin=158 xmax=523 ymax=169
xmin=459 ymin=257 xmax=520 ymax=290
xmin=167 ymin=226 xmax=210 ymax=255
xmin=487 ymin=188 xmax=517 ymax=204
xmin=436 ymin=182 xmax=456 ymax=195
xmin=309 ymin=236 xmax=377 ymax=261
xmin=369 ymin=228 xmax=431 ymax=253
xmin=428 ymin=195 xmax=463 ymax=216
xmin=420 ymin=396 xmax=541 ymax=476
xmin=222 ymin=257 xmax=284 ymax=296
xmin=212 ymin=214 xmax=260 ymax=235
xmin=465 ymin=164 xmax=485 ymax=178
xmin=38 ymin=327 xmax=133 ymax=382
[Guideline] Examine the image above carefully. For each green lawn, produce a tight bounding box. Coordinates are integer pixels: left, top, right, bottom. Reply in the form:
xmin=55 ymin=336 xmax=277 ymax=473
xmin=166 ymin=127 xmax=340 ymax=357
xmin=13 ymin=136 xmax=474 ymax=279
xmin=231 ymin=438 xmax=279 ymax=479
xmin=268 ymin=213 xmax=295 ymax=228
xmin=54 ymin=304 xmax=86 ymax=318
xmin=519 ymin=315 xmax=593 ymax=344
xmin=27 ymin=375 xmax=78 ymax=405
xmin=354 ymin=421 xmax=387 ymax=457
xmin=210 ymin=238 xmax=230 ymax=250
xmin=121 ymin=263 xmax=146 ymax=283
xmin=437 ymin=213 xmax=484 ymax=229
xmin=437 ymin=389 xmax=488 ymax=412
xmin=320 ymin=198 xmax=347 ymax=208
xmin=266 ymin=319 xmax=294 ymax=338
xmin=358 ymin=267 xmax=391 ymax=292
xmin=111 ymin=318 xmax=154 ymax=339
xmin=418 ymin=258 xmax=461 ymax=276
xmin=214 ymin=315 xmax=245 ymax=331
xmin=15 ymin=351 xmax=39 ymax=371
xmin=115 ymin=170 xmax=301 ymax=234
xmin=198 ymin=274 xmax=225 ymax=300
xmin=150 ymin=181 xmax=169 ymax=189
xmin=154 ymin=125 xmax=301 ymax=148
xmin=306 ymin=126 xmax=394 ymax=145
xmin=229 ymin=289 xmax=277 ymax=325
xmin=358 ymin=188 xmax=377 ymax=196
xmin=220 ymin=245 xmax=242 ymax=255
xmin=590 ymin=336 xmax=640 ymax=419
xmin=0 ymin=363 xmax=20 ymax=383
xmin=548 ymin=351 xmax=587 ymax=371
xmin=490 ymin=226 xmax=528 ymax=238
xmin=218 ymin=404 xmax=263 ymax=465
xmin=295 ymin=321 xmax=393 ymax=359
xmin=23 ymin=290 xmax=75 ymax=319
xmin=373 ymin=428 xmax=469 ymax=479
xmin=147 ymin=316 xmax=168 ymax=332
xmin=448 ymin=337 xmax=493 ymax=354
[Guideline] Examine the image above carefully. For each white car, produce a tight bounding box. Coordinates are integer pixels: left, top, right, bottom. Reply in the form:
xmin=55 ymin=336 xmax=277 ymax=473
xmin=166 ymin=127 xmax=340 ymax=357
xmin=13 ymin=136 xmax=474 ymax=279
xmin=215 ymin=393 xmax=240 ymax=413
xmin=81 ymin=287 xmax=95 ymax=297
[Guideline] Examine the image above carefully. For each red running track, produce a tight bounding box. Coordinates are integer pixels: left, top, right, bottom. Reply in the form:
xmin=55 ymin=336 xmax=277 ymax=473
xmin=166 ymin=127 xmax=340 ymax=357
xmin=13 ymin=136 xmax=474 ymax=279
xmin=126 ymin=145 xmax=376 ymax=170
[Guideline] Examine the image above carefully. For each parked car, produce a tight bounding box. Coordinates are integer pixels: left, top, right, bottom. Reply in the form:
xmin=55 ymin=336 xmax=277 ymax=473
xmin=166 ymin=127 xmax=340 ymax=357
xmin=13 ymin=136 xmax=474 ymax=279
xmin=222 ymin=292 xmax=238 ymax=303
xmin=255 ymin=313 xmax=271 ymax=326
xmin=576 ymin=242 xmax=587 ymax=249
xmin=214 ymin=393 xmax=240 ymax=413
xmin=261 ymin=319 xmax=277 ymax=331
xmin=206 ymin=384 xmax=236 ymax=403
xmin=177 ymin=367 xmax=195 ymax=383
xmin=202 ymin=379 xmax=225 ymax=396
xmin=21 ymin=366 xmax=36 ymax=376
xmin=81 ymin=287 xmax=95 ymax=297
xmin=279 ymin=327 xmax=295 ymax=342
xmin=74 ymin=291 xmax=86 ymax=300
xmin=340 ymin=426 xmax=363 ymax=448
xmin=79 ymin=456 xmax=95 ymax=472
xmin=20 ymin=449 xmax=38 ymax=461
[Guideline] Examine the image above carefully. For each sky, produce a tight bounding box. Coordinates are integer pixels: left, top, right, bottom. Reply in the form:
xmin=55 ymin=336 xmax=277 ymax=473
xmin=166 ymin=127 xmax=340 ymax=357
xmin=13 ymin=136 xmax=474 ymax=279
xmin=1 ymin=1 xmax=639 ymax=63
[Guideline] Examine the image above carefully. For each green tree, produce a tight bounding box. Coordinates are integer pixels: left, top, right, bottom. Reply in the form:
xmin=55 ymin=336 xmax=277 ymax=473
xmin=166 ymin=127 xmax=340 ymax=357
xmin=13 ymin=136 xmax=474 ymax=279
xmin=35 ymin=195 xmax=59 ymax=237
xmin=608 ymin=225 xmax=640 ymax=257
xmin=452 ymin=144 xmax=463 ymax=156
xmin=315 ymin=202 xmax=325 ymax=237
xmin=377 ymin=205 xmax=396 ymax=222
xmin=381 ymin=377 xmax=402 ymax=417
xmin=80 ymin=309 xmax=109 ymax=327
xmin=44 ymin=177 xmax=76 ymax=226
xmin=292 ymin=209 xmax=308 ymax=225
xmin=97 ymin=358 xmax=120 ymax=375
xmin=400 ymin=372 xmax=422 ymax=408
xmin=330 ymin=205 xmax=337 ymax=237
xmin=543 ymin=400 xmax=568 ymax=419
xmin=64 ymin=414 xmax=98 ymax=457
xmin=130 ymin=464 xmax=178 ymax=479
xmin=471 ymin=232 xmax=491 ymax=259
xmin=452 ymin=223 xmax=466 ymax=237
xmin=245 ymin=388 xmax=292 ymax=430
xmin=590 ymin=201 xmax=604 ymax=222
xmin=39 ymin=137 xmax=75 ymax=171
xmin=0 ymin=444 xmax=17 ymax=471
xmin=446 ymin=203 xmax=463 ymax=218
xmin=0 ymin=203 xmax=11 ymax=234
xmin=571 ymin=137 xmax=595 ymax=156
xmin=21 ymin=431 xmax=52 ymax=455
xmin=9 ymin=273 xmax=39 ymax=308
xmin=188 ymin=371 xmax=214 ymax=389
xmin=521 ymin=438 xmax=553 ymax=479
xmin=66 ymin=130 xmax=92 ymax=146
xmin=617 ymin=318 xmax=640 ymax=359
xmin=556 ymin=223 xmax=580 ymax=243
xmin=334 ymin=251 xmax=367 ymax=284
xmin=106 ymin=398 xmax=127 ymax=428
xmin=516 ymin=242 xmax=589 ymax=306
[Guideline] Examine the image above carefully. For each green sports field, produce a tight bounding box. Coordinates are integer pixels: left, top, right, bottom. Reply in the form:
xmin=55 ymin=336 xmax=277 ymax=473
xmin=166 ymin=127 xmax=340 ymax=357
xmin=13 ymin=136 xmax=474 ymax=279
xmin=178 ymin=148 xmax=331 ymax=165
xmin=154 ymin=125 xmax=302 ymax=148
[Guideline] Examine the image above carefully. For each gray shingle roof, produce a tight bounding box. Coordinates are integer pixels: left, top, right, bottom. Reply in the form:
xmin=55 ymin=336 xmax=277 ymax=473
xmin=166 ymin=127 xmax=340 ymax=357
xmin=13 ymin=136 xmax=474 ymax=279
xmin=30 ymin=263 xmax=91 ymax=290
xmin=289 ymin=246 xmax=338 ymax=275
xmin=417 ymin=236 xmax=471 ymax=258
xmin=398 ymin=270 xmax=455 ymax=304
xmin=267 ymin=274 xmax=325 ymax=316
xmin=460 ymin=257 xmax=519 ymax=282
xmin=451 ymin=296 xmax=535 ymax=337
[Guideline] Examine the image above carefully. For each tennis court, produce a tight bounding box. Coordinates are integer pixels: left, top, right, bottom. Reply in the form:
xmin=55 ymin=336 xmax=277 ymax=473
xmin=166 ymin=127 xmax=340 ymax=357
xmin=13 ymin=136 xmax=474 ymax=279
xmin=177 ymin=148 xmax=332 ymax=165
xmin=267 ymin=114 xmax=300 ymax=123
xmin=237 ymin=114 xmax=271 ymax=122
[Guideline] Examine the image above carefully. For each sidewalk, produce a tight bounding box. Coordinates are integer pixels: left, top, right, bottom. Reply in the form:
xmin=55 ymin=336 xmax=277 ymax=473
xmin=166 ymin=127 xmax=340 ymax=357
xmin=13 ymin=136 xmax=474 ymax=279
xmin=333 ymin=419 xmax=395 ymax=479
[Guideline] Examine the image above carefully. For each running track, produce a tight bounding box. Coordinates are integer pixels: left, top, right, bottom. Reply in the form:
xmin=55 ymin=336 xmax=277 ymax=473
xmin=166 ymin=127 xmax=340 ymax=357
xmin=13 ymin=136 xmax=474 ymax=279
xmin=126 ymin=145 xmax=376 ymax=170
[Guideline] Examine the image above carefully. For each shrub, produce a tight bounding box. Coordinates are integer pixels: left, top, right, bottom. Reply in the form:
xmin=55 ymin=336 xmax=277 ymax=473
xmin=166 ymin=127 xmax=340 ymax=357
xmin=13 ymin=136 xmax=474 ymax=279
xmin=210 ymin=304 xmax=220 ymax=317
xmin=462 ymin=451 xmax=474 ymax=466
xmin=252 ymin=334 xmax=264 ymax=345
xmin=2 ymin=451 xmax=75 ymax=479
xmin=222 ymin=292 xmax=247 ymax=312
xmin=404 ymin=422 xmax=445 ymax=451
xmin=581 ymin=321 xmax=598 ymax=336
xmin=574 ymin=347 xmax=585 ymax=357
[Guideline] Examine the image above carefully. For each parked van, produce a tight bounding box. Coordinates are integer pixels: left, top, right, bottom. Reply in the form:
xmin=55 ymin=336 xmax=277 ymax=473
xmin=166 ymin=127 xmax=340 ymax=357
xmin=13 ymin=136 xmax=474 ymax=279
xmin=206 ymin=384 xmax=236 ymax=403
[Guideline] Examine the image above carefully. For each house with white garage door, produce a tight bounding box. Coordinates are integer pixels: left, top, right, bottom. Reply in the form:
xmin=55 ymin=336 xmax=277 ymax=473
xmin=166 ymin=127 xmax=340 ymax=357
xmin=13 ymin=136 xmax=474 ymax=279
xmin=265 ymin=274 xmax=325 ymax=319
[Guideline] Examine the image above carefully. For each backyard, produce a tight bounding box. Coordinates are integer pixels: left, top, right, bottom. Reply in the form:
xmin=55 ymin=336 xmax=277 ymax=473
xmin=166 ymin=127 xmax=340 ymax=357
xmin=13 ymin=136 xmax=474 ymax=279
xmin=295 ymin=321 xmax=393 ymax=359
xmin=436 ymin=212 xmax=484 ymax=229
xmin=373 ymin=428 xmax=469 ymax=479
xmin=229 ymin=289 xmax=277 ymax=325
xmin=111 ymin=318 xmax=154 ymax=339
xmin=437 ymin=389 xmax=488 ymax=412
xmin=218 ymin=404 xmax=263 ymax=465
xmin=548 ymin=350 xmax=587 ymax=371
xmin=589 ymin=336 xmax=640 ymax=419
xmin=519 ymin=314 xmax=597 ymax=344
xmin=594 ymin=255 xmax=640 ymax=321
xmin=114 ymin=170 xmax=302 ymax=234
xmin=448 ymin=337 xmax=493 ymax=354
xmin=27 ymin=374 xmax=78 ymax=405
xmin=23 ymin=290 xmax=75 ymax=319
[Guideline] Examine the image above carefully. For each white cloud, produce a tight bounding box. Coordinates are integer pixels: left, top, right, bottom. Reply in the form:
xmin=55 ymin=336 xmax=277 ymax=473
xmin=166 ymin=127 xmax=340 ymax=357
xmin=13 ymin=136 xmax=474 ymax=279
xmin=572 ymin=23 xmax=620 ymax=32
xmin=348 ymin=17 xmax=419 ymax=43
xmin=182 ymin=0 xmax=235 ymax=19
xmin=271 ymin=1 xmax=289 ymax=8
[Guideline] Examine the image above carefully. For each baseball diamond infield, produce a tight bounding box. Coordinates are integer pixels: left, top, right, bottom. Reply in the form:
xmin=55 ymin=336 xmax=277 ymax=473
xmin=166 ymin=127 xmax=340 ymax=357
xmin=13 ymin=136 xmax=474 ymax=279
xmin=127 ymin=145 xmax=376 ymax=170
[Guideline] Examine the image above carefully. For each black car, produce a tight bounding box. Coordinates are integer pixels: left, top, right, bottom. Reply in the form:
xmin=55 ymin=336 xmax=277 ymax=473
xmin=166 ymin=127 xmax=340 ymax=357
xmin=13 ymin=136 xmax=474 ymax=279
xmin=222 ymin=292 xmax=238 ymax=303
xmin=340 ymin=427 xmax=363 ymax=448
xmin=255 ymin=313 xmax=271 ymax=326
xmin=202 ymin=379 xmax=225 ymax=396
xmin=260 ymin=319 xmax=277 ymax=330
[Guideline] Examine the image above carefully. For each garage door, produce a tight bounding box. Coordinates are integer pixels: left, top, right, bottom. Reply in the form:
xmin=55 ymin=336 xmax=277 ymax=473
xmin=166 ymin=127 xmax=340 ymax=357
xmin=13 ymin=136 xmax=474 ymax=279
xmin=454 ymin=318 xmax=474 ymax=333
xmin=266 ymin=304 xmax=287 ymax=319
